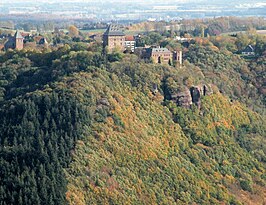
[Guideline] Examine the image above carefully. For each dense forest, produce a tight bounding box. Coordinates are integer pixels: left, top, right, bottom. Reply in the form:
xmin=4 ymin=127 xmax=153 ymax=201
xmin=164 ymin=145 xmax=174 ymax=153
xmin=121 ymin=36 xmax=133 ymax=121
xmin=0 ymin=28 xmax=265 ymax=205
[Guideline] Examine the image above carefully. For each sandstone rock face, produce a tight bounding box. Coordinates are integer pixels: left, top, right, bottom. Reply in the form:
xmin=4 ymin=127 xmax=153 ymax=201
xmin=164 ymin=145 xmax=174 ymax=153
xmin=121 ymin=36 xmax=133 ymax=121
xmin=171 ymin=87 xmax=193 ymax=109
xmin=96 ymin=98 xmax=110 ymax=110
xmin=97 ymin=98 xmax=110 ymax=106
xmin=190 ymin=86 xmax=201 ymax=108
xmin=172 ymin=84 xmax=213 ymax=109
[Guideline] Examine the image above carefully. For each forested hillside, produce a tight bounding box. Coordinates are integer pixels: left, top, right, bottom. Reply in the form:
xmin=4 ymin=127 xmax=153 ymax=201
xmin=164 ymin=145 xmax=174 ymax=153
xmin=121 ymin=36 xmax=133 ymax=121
xmin=0 ymin=41 xmax=265 ymax=204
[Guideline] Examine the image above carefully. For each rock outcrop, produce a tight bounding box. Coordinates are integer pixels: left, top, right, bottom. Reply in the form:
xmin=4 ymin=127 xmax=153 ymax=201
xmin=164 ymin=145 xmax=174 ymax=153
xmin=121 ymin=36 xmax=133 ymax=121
xmin=171 ymin=87 xmax=193 ymax=109
xmin=172 ymin=84 xmax=213 ymax=109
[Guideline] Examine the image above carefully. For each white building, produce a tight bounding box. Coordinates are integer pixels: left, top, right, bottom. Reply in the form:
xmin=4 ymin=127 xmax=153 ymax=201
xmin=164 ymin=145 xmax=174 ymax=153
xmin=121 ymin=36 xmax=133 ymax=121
xmin=125 ymin=36 xmax=136 ymax=52
xmin=242 ymin=45 xmax=255 ymax=56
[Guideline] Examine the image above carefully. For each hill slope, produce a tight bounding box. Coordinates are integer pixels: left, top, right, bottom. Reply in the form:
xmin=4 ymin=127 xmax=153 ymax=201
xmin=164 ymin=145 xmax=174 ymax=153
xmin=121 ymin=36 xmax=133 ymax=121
xmin=0 ymin=47 xmax=265 ymax=204
xmin=64 ymin=70 xmax=265 ymax=205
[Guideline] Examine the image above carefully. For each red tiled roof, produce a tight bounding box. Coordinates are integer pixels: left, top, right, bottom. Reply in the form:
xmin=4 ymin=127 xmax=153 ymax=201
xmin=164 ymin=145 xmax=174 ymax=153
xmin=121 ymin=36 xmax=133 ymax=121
xmin=125 ymin=35 xmax=134 ymax=41
xmin=34 ymin=36 xmax=43 ymax=42
xmin=21 ymin=32 xmax=30 ymax=37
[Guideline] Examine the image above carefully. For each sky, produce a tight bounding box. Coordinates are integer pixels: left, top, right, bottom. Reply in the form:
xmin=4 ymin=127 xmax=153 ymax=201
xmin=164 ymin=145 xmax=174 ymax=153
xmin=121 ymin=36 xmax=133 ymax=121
xmin=0 ymin=0 xmax=221 ymax=2
xmin=1 ymin=0 xmax=266 ymax=3
xmin=1 ymin=0 xmax=265 ymax=19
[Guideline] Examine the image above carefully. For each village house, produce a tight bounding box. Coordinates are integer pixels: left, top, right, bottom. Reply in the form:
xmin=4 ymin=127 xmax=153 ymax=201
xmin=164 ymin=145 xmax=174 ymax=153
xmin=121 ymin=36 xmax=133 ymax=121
xmin=4 ymin=31 xmax=24 ymax=50
xmin=242 ymin=45 xmax=255 ymax=56
xmin=175 ymin=36 xmax=193 ymax=42
xmin=38 ymin=37 xmax=48 ymax=45
xmin=34 ymin=36 xmax=48 ymax=46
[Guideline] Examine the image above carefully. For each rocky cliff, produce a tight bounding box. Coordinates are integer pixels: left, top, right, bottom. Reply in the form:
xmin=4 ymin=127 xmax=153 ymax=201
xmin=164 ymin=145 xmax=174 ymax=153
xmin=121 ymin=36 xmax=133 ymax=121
xmin=171 ymin=84 xmax=213 ymax=109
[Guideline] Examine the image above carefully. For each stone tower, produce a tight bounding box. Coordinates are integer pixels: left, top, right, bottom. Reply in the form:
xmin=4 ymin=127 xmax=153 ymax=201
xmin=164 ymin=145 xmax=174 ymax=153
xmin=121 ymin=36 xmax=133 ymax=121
xmin=173 ymin=50 xmax=182 ymax=66
xmin=14 ymin=31 xmax=24 ymax=50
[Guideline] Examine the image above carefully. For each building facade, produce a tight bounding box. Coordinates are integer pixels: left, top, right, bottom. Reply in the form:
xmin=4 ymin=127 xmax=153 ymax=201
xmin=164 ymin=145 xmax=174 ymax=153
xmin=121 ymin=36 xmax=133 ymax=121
xmin=103 ymin=25 xmax=136 ymax=53
xmin=147 ymin=47 xmax=182 ymax=66
xmin=103 ymin=25 xmax=125 ymax=52
xmin=242 ymin=45 xmax=255 ymax=56
xmin=125 ymin=36 xmax=135 ymax=53
xmin=150 ymin=48 xmax=173 ymax=64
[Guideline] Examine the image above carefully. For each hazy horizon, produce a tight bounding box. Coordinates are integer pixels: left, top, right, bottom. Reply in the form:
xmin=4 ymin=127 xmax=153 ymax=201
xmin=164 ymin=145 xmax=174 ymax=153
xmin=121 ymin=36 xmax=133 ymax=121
xmin=0 ymin=0 xmax=265 ymax=21
xmin=1 ymin=0 xmax=266 ymax=3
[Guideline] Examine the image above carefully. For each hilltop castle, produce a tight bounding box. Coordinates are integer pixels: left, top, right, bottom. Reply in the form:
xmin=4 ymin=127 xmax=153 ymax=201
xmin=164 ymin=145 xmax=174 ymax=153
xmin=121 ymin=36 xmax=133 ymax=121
xmin=103 ymin=24 xmax=182 ymax=66
xmin=148 ymin=47 xmax=182 ymax=66
xmin=103 ymin=25 xmax=136 ymax=52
